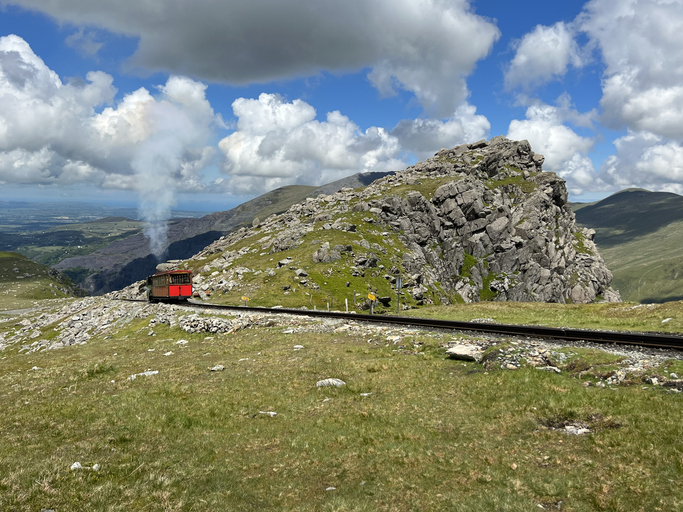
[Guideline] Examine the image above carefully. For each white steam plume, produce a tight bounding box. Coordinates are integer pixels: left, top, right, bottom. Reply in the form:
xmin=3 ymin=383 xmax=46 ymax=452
xmin=130 ymin=77 xmax=216 ymax=257
xmin=133 ymin=135 xmax=181 ymax=257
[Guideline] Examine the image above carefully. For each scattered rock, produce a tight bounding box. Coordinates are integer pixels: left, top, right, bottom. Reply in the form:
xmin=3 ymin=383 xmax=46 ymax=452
xmin=210 ymin=365 xmax=225 ymax=372
xmin=446 ymin=345 xmax=483 ymax=362
xmin=128 ymin=370 xmax=159 ymax=381
xmin=565 ymin=425 xmax=591 ymax=435
xmin=316 ymin=378 xmax=346 ymax=388
xmin=536 ymin=366 xmax=561 ymax=374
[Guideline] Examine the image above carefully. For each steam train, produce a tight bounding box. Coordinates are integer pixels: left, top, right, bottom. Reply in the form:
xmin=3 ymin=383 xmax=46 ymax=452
xmin=146 ymin=270 xmax=193 ymax=302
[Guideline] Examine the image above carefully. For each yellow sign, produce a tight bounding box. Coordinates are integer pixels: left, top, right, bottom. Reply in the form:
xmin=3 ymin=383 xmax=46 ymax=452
xmin=241 ymin=296 xmax=249 ymax=301
xmin=368 ymin=293 xmax=376 ymax=301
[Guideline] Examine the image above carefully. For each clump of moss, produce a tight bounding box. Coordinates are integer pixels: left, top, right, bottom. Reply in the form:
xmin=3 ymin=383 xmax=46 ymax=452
xmin=461 ymin=253 xmax=477 ymax=278
xmin=572 ymin=231 xmax=593 ymax=255
xmin=485 ymin=175 xmax=538 ymax=195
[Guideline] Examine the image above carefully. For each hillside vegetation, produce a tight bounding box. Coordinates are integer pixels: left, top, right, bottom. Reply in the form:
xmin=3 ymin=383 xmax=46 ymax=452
xmin=54 ymin=185 xmax=319 ymax=295
xmin=0 ymin=217 xmax=144 ymax=267
xmin=574 ymin=189 xmax=683 ymax=303
xmin=0 ymin=252 xmax=82 ymax=311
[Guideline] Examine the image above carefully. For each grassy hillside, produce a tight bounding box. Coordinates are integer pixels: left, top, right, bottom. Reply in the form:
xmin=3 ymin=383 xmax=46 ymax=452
xmin=1 ymin=304 xmax=683 ymax=510
xmin=574 ymin=189 xmax=683 ymax=303
xmin=0 ymin=252 xmax=82 ymax=311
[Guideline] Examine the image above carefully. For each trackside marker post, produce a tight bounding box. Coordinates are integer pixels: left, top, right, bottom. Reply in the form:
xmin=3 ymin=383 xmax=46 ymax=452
xmin=368 ymin=293 xmax=376 ymax=315
xmin=242 ymin=296 xmax=249 ymax=306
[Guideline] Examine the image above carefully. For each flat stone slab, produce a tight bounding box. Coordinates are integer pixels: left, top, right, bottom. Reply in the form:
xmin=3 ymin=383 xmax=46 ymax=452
xmin=446 ymin=345 xmax=483 ymax=362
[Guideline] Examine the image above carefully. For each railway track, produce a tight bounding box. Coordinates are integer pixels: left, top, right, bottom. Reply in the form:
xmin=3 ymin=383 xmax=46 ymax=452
xmin=127 ymin=299 xmax=683 ymax=351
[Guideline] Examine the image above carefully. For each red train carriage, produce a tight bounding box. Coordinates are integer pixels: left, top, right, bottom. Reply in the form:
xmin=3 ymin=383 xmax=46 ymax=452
xmin=146 ymin=270 xmax=193 ymax=302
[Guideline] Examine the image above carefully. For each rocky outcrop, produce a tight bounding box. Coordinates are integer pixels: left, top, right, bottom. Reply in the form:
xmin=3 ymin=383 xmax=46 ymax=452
xmin=362 ymin=137 xmax=621 ymax=303
xmin=149 ymin=137 xmax=620 ymax=305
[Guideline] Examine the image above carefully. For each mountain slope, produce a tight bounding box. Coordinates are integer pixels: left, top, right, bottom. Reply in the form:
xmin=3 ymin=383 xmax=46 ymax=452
xmin=55 ymin=173 xmax=395 ymax=295
xmin=0 ymin=252 xmax=83 ymax=311
xmin=575 ymin=189 xmax=683 ymax=303
xmin=123 ymin=137 xmax=619 ymax=308
xmin=53 ymin=185 xmax=317 ymax=294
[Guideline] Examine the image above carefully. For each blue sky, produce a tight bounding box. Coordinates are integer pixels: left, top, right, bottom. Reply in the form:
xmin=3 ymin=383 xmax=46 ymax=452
xmin=0 ymin=0 xmax=682 ymax=219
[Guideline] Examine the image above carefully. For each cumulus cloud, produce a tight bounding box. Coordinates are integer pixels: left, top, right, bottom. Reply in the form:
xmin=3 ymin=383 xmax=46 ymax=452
xmin=218 ymin=93 xmax=494 ymax=195
xmin=0 ymin=35 xmax=219 ymax=254
xmin=65 ymin=28 xmax=103 ymax=58
xmin=0 ymin=35 xmax=217 ymax=187
xmin=505 ymin=22 xmax=585 ymax=90
xmin=507 ymin=102 xmax=599 ymax=195
xmin=580 ymin=0 xmax=683 ymax=139
xmin=390 ymin=104 xmax=490 ymax=160
xmin=600 ymin=132 xmax=683 ymax=194
xmin=3 ymin=0 xmax=500 ymax=117
xmin=218 ymin=93 xmax=406 ymax=195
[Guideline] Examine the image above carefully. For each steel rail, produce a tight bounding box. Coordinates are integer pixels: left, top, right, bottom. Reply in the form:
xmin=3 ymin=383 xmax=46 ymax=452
xmin=131 ymin=299 xmax=683 ymax=351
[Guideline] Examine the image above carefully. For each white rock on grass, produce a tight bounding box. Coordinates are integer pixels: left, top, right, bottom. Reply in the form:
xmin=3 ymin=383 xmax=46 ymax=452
xmin=210 ymin=365 xmax=225 ymax=372
xmin=446 ymin=345 xmax=483 ymax=362
xmin=316 ymin=378 xmax=346 ymax=388
xmin=565 ymin=425 xmax=591 ymax=435
xmin=128 ymin=370 xmax=159 ymax=381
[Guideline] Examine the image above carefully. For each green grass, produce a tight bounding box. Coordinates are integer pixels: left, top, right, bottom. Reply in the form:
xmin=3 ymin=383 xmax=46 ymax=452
xmin=188 ymin=210 xmax=426 ymax=312
xmin=378 ymin=176 xmax=461 ymax=201
xmin=1 ymin=309 xmax=683 ymax=511
xmin=485 ymin=174 xmax=538 ymax=195
xmin=402 ymin=300 xmax=683 ymax=334
xmin=0 ymin=252 xmax=81 ymax=311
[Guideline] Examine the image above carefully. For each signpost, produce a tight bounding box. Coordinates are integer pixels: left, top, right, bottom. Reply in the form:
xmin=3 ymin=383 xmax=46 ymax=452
xmin=368 ymin=293 xmax=376 ymax=315
xmin=241 ymin=296 xmax=249 ymax=306
xmin=395 ymin=277 xmax=402 ymax=313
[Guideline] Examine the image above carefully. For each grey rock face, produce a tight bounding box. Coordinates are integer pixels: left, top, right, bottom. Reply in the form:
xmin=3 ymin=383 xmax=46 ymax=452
xmin=363 ymin=137 xmax=620 ymax=304
xmin=182 ymin=137 xmax=619 ymax=305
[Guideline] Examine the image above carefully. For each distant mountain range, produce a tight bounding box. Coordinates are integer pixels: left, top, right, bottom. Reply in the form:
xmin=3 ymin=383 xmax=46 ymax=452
xmin=573 ymin=188 xmax=683 ymax=303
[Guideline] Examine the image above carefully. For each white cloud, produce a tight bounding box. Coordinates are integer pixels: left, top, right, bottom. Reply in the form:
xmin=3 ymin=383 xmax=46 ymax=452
xmin=390 ymin=103 xmax=490 ymax=160
xmin=0 ymin=35 xmax=217 ymax=189
xmin=3 ymin=0 xmax=500 ymax=117
xmin=507 ymin=102 xmax=599 ymax=195
xmin=218 ymin=93 xmax=406 ymax=195
xmin=0 ymin=35 xmax=222 ymax=253
xmin=601 ymin=131 xmax=683 ymax=194
xmin=580 ymin=0 xmax=683 ymax=139
xmin=505 ymin=22 xmax=585 ymax=90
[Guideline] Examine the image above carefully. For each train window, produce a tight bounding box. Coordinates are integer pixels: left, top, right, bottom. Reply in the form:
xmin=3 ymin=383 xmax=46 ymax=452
xmin=170 ymin=273 xmax=191 ymax=284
